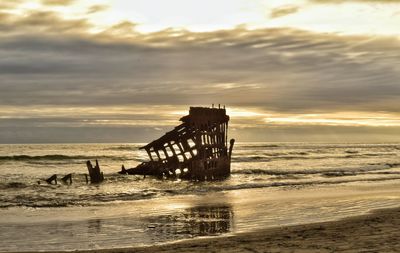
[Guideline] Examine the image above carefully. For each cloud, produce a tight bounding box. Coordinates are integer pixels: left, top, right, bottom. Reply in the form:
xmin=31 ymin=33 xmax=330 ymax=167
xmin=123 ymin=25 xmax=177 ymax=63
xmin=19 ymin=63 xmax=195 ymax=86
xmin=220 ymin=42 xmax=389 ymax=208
xmin=1 ymin=24 xmax=400 ymax=114
xmin=41 ymin=0 xmax=75 ymax=6
xmin=270 ymin=5 xmax=300 ymax=19
xmin=87 ymin=4 xmax=109 ymax=14
xmin=0 ymin=1 xmax=23 ymax=10
xmin=102 ymin=21 xmax=138 ymax=36
xmin=0 ymin=10 xmax=90 ymax=35
xmin=2 ymin=7 xmax=400 ymax=142
xmin=310 ymin=0 xmax=400 ymax=3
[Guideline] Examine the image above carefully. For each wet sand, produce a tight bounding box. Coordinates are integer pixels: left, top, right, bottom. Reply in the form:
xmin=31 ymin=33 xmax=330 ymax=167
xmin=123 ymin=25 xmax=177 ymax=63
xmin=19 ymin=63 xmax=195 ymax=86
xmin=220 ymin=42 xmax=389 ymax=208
xmin=73 ymin=207 xmax=400 ymax=253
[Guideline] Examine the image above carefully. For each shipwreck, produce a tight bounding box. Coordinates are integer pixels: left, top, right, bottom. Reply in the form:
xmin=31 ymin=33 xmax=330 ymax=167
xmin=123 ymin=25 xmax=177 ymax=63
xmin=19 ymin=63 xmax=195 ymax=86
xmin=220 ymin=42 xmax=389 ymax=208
xmin=120 ymin=106 xmax=235 ymax=180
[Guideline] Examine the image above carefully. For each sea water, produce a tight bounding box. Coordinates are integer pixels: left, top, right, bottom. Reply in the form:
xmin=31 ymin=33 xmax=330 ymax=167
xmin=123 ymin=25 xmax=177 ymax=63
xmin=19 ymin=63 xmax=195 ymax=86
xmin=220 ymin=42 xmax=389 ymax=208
xmin=0 ymin=143 xmax=400 ymax=251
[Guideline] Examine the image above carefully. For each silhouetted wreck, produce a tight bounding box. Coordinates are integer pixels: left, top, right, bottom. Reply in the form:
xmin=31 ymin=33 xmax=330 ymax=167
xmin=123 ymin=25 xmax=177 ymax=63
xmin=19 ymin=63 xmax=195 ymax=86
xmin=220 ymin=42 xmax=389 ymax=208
xmin=120 ymin=106 xmax=235 ymax=180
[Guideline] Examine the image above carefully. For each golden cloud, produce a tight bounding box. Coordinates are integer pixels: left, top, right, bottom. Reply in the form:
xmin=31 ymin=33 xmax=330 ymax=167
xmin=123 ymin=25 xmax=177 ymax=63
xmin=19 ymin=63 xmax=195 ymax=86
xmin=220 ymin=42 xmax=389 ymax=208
xmin=41 ymin=0 xmax=75 ymax=6
xmin=270 ymin=5 xmax=300 ymax=19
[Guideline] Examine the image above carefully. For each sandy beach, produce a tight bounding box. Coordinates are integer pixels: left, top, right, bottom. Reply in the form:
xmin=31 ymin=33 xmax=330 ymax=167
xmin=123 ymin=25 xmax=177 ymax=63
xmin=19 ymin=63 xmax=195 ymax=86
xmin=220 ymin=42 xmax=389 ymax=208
xmin=68 ymin=207 xmax=400 ymax=253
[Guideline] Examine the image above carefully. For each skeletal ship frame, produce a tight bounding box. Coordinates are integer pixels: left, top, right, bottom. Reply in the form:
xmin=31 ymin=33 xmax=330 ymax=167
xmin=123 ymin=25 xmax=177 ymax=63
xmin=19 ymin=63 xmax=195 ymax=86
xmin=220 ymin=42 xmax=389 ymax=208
xmin=120 ymin=106 xmax=235 ymax=181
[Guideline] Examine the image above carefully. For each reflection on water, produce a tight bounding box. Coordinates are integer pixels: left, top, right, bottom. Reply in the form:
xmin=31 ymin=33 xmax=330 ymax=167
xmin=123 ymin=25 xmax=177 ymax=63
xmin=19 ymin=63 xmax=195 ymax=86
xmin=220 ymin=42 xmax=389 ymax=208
xmin=145 ymin=205 xmax=234 ymax=238
xmin=88 ymin=219 xmax=101 ymax=234
xmin=0 ymin=204 xmax=234 ymax=252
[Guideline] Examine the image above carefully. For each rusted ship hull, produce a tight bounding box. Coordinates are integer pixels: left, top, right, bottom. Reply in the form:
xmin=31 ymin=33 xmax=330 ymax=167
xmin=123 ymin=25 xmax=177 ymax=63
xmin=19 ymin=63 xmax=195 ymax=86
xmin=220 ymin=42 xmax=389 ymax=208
xmin=120 ymin=106 xmax=235 ymax=181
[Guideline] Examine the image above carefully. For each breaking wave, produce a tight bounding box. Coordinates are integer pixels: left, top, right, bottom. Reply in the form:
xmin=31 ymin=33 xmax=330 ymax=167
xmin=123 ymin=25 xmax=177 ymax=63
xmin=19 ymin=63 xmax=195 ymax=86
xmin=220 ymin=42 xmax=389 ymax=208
xmin=1 ymin=182 xmax=28 ymax=189
xmin=2 ymin=169 xmax=400 ymax=208
xmin=0 ymin=191 xmax=158 ymax=208
xmin=106 ymin=146 xmax=138 ymax=151
xmin=240 ymin=144 xmax=280 ymax=148
xmin=202 ymin=176 xmax=400 ymax=193
xmin=0 ymin=154 xmax=135 ymax=162
xmin=233 ymin=163 xmax=400 ymax=176
xmin=232 ymin=153 xmax=397 ymax=162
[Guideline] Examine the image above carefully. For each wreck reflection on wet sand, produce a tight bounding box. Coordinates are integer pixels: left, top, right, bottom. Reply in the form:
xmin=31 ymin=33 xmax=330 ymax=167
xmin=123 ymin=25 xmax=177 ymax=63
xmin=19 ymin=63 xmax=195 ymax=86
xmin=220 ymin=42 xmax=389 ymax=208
xmin=145 ymin=204 xmax=234 ymax=238
xmin=0 ymin=202 xmax=235 ymax=252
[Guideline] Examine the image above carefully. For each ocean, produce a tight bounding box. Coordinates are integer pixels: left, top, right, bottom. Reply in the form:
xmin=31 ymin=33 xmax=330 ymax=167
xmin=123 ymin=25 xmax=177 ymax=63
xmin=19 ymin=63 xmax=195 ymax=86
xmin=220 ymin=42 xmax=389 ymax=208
xmin=1 ymin=143 xmax=400 ymax=251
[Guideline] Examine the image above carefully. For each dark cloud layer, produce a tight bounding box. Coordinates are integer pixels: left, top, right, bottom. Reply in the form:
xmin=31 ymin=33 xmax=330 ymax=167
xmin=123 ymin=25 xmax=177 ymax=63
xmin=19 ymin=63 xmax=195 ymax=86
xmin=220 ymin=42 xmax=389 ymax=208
xmin=1 ymin=20 xmax=400 ymax=113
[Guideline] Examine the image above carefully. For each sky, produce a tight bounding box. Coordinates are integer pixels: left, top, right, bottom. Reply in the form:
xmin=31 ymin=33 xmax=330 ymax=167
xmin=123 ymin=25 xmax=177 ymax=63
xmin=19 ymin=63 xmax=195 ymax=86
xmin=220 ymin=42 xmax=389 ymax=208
xmin=1 ymin=0 xmax=400 ymax=143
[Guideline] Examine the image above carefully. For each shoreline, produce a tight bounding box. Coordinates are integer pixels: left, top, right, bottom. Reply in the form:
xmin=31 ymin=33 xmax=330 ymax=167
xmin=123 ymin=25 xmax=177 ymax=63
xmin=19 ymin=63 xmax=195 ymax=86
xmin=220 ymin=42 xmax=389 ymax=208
xmin=22 ymin=206 xmax=400 ymax=253
xmin=2 ymin=183 xmax=400 ymax=252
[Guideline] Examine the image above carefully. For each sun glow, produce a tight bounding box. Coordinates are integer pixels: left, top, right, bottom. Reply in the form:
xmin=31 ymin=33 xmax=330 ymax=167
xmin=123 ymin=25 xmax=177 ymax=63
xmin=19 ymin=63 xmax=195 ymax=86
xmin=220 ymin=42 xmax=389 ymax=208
xmin=227 ymin=108 xmax=269 ymax=118
xmin=10 ymin=0 xmax=400 ymax=36
xmin=264 ymin=112 xmax=400 ymax=127
xmin=3 ymin=105 xmax=399 ymax=129
xmin=96 ymin=0 xmax=400 ymax=35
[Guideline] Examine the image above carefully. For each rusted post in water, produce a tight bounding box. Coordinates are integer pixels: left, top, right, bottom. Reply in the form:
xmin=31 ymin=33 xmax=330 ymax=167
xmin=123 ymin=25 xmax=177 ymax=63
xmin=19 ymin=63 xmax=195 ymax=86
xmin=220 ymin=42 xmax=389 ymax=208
xmin=45 ymin=174 xmax=57 ymax=185
xmin=61 ymin=173 xmax=72 ymax=185
xmin=86 ymin=160 xmax=104 ymax=184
